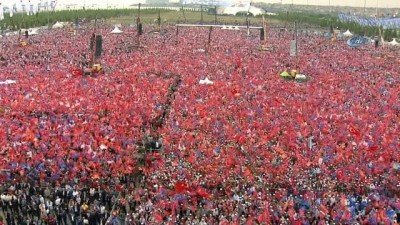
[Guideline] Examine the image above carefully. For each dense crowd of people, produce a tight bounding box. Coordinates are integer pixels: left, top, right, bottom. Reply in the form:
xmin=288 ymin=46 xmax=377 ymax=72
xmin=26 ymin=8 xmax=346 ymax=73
xmin=0 ymin=21 xmax=399 ymax=224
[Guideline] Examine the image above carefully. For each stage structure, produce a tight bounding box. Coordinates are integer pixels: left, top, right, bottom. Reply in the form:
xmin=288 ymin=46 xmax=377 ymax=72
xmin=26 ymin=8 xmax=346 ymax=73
xmin=81 ymin=16 xmax=103 ymax=76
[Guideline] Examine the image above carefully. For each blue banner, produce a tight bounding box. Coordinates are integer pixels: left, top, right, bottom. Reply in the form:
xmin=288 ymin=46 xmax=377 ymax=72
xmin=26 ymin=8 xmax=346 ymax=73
xmin=338 ymin=13 xmax=400 ymax=29
xmin=347 ymin=36 xmax=369 ymax=47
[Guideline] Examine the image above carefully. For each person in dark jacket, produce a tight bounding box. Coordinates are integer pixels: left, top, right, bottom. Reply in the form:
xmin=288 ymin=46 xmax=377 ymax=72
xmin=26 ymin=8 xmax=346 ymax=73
xmin=5 ymin=212 xmax=13 ymax=225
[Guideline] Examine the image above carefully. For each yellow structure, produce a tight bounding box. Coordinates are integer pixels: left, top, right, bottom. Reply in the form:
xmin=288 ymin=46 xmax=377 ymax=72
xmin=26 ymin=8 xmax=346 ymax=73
xmin=92 ymin=64 xmax=102 ymax=73
xmin=290 ymin=69 xmax=297 ymax=78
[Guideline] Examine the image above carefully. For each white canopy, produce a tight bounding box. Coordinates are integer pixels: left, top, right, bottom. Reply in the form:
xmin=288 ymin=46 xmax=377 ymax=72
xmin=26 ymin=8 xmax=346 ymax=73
xmin=199 ymin=78 xmax=214 ymax=85
xmin=389 ymin=38 xmax=399 ymax=46
xmin=295 ymin=74 xmax=307 ymax=80
xmin=52 ymin=22 xmax=64 ymax=28
xmin=343 ymin=29 xmax=353 ymax=37
xmin=0 ymin=80 xmax=17 ymax=85
xmin=28 ymin=29 xmax=39 ymax=35
xmin=111 ymin=26 xmax=123 ymax=34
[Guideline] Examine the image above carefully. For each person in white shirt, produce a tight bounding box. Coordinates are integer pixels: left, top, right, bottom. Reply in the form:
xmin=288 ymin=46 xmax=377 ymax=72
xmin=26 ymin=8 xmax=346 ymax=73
xmin=55 ymin=196 xmax=61 ymax=206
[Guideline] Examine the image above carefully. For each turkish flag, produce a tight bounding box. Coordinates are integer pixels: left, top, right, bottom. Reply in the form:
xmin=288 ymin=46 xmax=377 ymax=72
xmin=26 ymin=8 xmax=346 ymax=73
xmin=115 ymin=184 xmax=124 ymax=192
xmin=243 ymin=167 xmax=252 ymax=177
xmin=175 ymin=181 xmax=189 ymax=193
xmin=154 ymin=211 xmax=163 ymax=223
xmin=225 ymin=155 xmax=235 ymax=168
xmin=348 ymin=125 xmax=361 ymax=138
xmin=238 ymin=135 xmax=247 ymax=145
xmin=367 ymin=146 xmax=379 ymax=153
xmin=257 ymin=209 xmax=271 ymax=223
xmin=196 ymin=186 xmax=211 ymax=199
xmin=92 ymin=173 xmax=101 ymax=180
xmin=71 ymin=69 xmax=82 ymax=76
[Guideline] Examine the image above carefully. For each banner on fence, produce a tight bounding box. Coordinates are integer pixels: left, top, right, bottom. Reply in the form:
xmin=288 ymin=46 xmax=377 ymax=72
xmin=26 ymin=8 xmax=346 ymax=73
xmin=338 ymin=13 xmax=400 ymax=29
xmin=347 ymin=36 xmax=369 ymax=47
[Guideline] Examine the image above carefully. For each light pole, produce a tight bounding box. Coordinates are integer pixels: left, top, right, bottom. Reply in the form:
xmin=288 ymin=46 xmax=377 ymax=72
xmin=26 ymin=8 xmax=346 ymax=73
xmin=200 ymin=4 xmax=203 ymax=24
xmin=363 ymin=0 xmax=367 ymax=17
xmin=328 ymin=0 xmax=331 ymax=13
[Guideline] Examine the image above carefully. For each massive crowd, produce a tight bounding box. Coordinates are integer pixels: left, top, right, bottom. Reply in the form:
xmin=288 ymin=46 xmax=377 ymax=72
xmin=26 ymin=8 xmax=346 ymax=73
xmin=0 ymin=22 xmax=399 ymax=225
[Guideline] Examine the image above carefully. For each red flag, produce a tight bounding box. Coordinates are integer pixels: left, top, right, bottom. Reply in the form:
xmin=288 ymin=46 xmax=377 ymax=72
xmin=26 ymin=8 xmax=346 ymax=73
xmin=115 ymin=184 xmax=124 ymax=192
xmin=72 ymin=69 xmax=82 ymax=76
xmin=246 ymin=217 xmax=253 ymax=225
xmin=257 ymin=208 xmax=271 ymax=223
xmin=235 ymin=54 xmax=242 ymax=69
xmin=196 ymin=186 xmax=211 ymax=199
xmin=348 ymin=125 xmax=361 ymax=138
xmin=92 ymin=173 xmax=101 ymax=180
xmin=225 ymin=155 xmax=235 ymax=168
xmin=175 ymin=181 xmax=189 ymax=193
xmin=367 ymin=146 xmax=379 ymax=153
xmin=154 ymin=211 xmax=163 ymax=223
xmin=237 ymin=135 xmax=246 ymax=145
xmin=243 ymin=167 xmax=252 ymax=177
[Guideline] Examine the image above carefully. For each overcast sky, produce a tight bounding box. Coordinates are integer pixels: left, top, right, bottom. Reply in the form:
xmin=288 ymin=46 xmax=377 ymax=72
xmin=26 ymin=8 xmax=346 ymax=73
xmin=269 ymin=0 xmax=400 ymax=8
xmin=1 ymin=0 xmax=399 ymax=8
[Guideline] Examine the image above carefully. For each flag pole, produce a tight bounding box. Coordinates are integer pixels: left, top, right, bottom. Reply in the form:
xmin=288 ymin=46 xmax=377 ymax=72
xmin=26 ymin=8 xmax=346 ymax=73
xmin=158 ymin=10 xmax=161 ymax=32
xmin=208 ymin=26 xmax=213 ymax=45
xmin=137 ymin=3 xmax=141 ymax=27
xmin=246 ymin=1 xmax=252 ymax=36
xmin=200 ymin=5 xmax=203 ymax=24
xmin=214 ymin=6 xmax=217 ymax=24
xmin=262 ymin=15 xmax=267 ymax=46
xmin=137 ymin=3 xmax=142 ymax=48
xmin=181 ymin=5 xmax=187 ymax=23
xmin=363 ymin=0 xmax=367 ymax=17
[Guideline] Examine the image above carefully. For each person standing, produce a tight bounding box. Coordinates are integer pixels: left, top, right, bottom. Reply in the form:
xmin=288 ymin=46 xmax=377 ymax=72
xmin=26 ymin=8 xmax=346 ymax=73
xmin=5 ymin=212 xmax=13 ymax=225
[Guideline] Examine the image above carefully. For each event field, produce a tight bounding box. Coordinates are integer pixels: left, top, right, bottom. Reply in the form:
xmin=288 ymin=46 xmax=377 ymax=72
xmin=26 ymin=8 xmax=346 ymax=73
xmin=0 ymin=22 xmax=399 ymax=224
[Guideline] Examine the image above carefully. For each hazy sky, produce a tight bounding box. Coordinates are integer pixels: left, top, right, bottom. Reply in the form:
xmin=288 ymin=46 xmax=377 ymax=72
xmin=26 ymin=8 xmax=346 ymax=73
xmin=1 ymin=0 xmax=399 ymax=8
xmin=271 ymin=0 xmax=400 ymax=8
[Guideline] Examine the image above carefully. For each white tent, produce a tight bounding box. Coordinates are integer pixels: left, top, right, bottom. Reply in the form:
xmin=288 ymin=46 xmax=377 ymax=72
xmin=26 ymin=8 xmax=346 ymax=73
xmin=343 ymin=29 xmax=353 ymax=37
xmin=389 ymin=38 xmax=399 ymax=46
xmin=52 ymin=21 xmax=63 ymax=28
xmin=295 ymin=74 xmax=307 ymax=81
xmin=0 ymin=80 xmax=17 ymax=85
xmin=28 ymin=29 xmax=39 ymax=35
xmin=199 ymin=78 xmax=214 ymax=85
xmin=0 ymin=4 xmax=4 ymax=21
xmin=110 ymin=26 xmax=123 ymax=34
